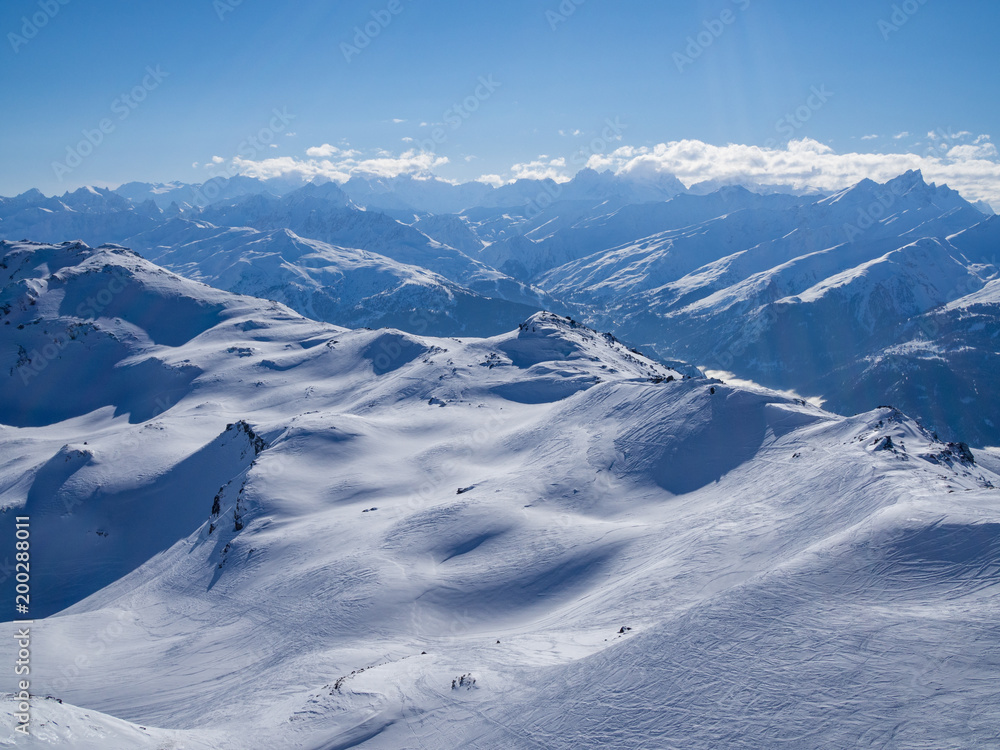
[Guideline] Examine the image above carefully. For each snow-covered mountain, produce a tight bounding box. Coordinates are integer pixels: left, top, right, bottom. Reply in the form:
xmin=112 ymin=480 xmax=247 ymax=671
xmin=2 ymin=239 xmax=999 ymax=748
xmin=195 ymin=183 xmax=555 ymax=309
xmin=410 ymin=213 xmax=486 ymax=256
xmin=0 ymin=184 xmax=560 ymax=332
xmin=115 ymin=174 xmax=308 ymax=210
xmin=112 ymin=168 xmax=688 ymax=219
xmin=0 ymin=186 xmax=160 ymax=246
xmin=123 ymin=221 xmax=542 ymax=335
xmin=1 ymin=169 xmax=997 ymax=445
xmin=472 ymin=185 xmax=812 ymax=281
xmin=532 ymin=171 xmax=1000 ymax=444
xmin=338 ymin=169 xmax=687 ymax=215
xmin=339 ymin=174 xmax=493 ymax=215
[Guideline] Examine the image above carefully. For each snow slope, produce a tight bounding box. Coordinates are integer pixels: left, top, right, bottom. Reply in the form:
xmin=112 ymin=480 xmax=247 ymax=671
xmin=1 ymin=241 xmax=999 ymax=748
xmin=194 ymin=185 xmax=555 ymax=311
xmin=479 ymin=186 xmax=808 ymax=282
xmin=122 ymin=221 xmax=542 ymax=336
xmin=534 ymin=172 xmax=1000 ymax=444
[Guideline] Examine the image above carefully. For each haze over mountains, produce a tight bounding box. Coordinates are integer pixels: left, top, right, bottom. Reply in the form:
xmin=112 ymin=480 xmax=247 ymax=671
xmin=2 ymin=167 xmax=997 ymax=445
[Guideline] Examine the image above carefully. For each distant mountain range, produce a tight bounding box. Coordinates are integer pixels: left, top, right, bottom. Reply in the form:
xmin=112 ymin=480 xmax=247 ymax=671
xmin=1 ymin=168 xmax=996 ymax=445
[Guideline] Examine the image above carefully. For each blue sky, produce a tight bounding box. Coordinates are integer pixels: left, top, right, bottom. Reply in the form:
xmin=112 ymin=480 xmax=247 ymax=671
xmin=2 ymin=0 xmax=999 ymax=203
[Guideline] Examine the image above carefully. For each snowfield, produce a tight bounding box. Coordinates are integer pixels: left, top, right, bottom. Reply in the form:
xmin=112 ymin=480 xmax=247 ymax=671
xmin=2 ymin=240 xmax=999 ymax=748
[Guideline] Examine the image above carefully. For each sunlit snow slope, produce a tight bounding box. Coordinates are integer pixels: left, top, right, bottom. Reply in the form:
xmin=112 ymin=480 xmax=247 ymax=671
xmin=1 ymin=240 xmax=999 ymax=749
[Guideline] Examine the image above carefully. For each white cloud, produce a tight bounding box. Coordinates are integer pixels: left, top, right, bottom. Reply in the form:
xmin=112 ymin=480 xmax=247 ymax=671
xmin=559 ymin=129 xmax=583 ymax=137
xmin=947 ymin=142 xmax=999 ymax=160
xmin=401 ymin=137 xmax=415 ymax=143
xmin=785 ymin=139 xmax=834 ymax=155
xmin=861 ymin=134 xmax=879 ymax=140
xmin=893 ymin=131 xmax=910 ymax=139
xmin=391 ymin=118 xmax=407 ymax=124
xmin=229 ymin=146 xmax=450 ymax=183
xmin=305 ymin=143 xmax=360 ymax=159
xmin=925 ymin=129 xmax=975 ymax=145
xmin=509 ymin=156 xmax=570 ymax=182
xmin=284 ymin=132 xmax=297 ymax=138
xmin=578 ymin=137 xmax=1000 ymax=205
xmin=211 ymin=155 xmax=224 ymax=164
xmin=227 ymin=135 xmax=1000 ymax=206
xmin=475 ymin=174 xmax=505 ymax=188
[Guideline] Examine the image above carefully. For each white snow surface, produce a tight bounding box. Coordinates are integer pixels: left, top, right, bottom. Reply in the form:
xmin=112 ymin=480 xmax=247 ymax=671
xmin=120 ymin=220 xmax=542 ymax=336
xmin=1 ymin=241 xmax=999 ymax=748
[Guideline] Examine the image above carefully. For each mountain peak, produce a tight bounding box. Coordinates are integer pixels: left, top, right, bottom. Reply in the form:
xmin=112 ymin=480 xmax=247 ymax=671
xmin=820 ymin=171 xmax=970 ymax=214
xmin=890 ymin=168 xmax=925 ymax=185
xmin=569 ymin=167 xmax=604 ymax=183
xmin=288 ymin=180 xmax=350 ymax=204
xmin=501 ymin=311 xmax=684 ymax=381
xmin=15 ymin=187 xmax=45 ymax=201
xmin=884 ymin=168 xmax=934 ymax=196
